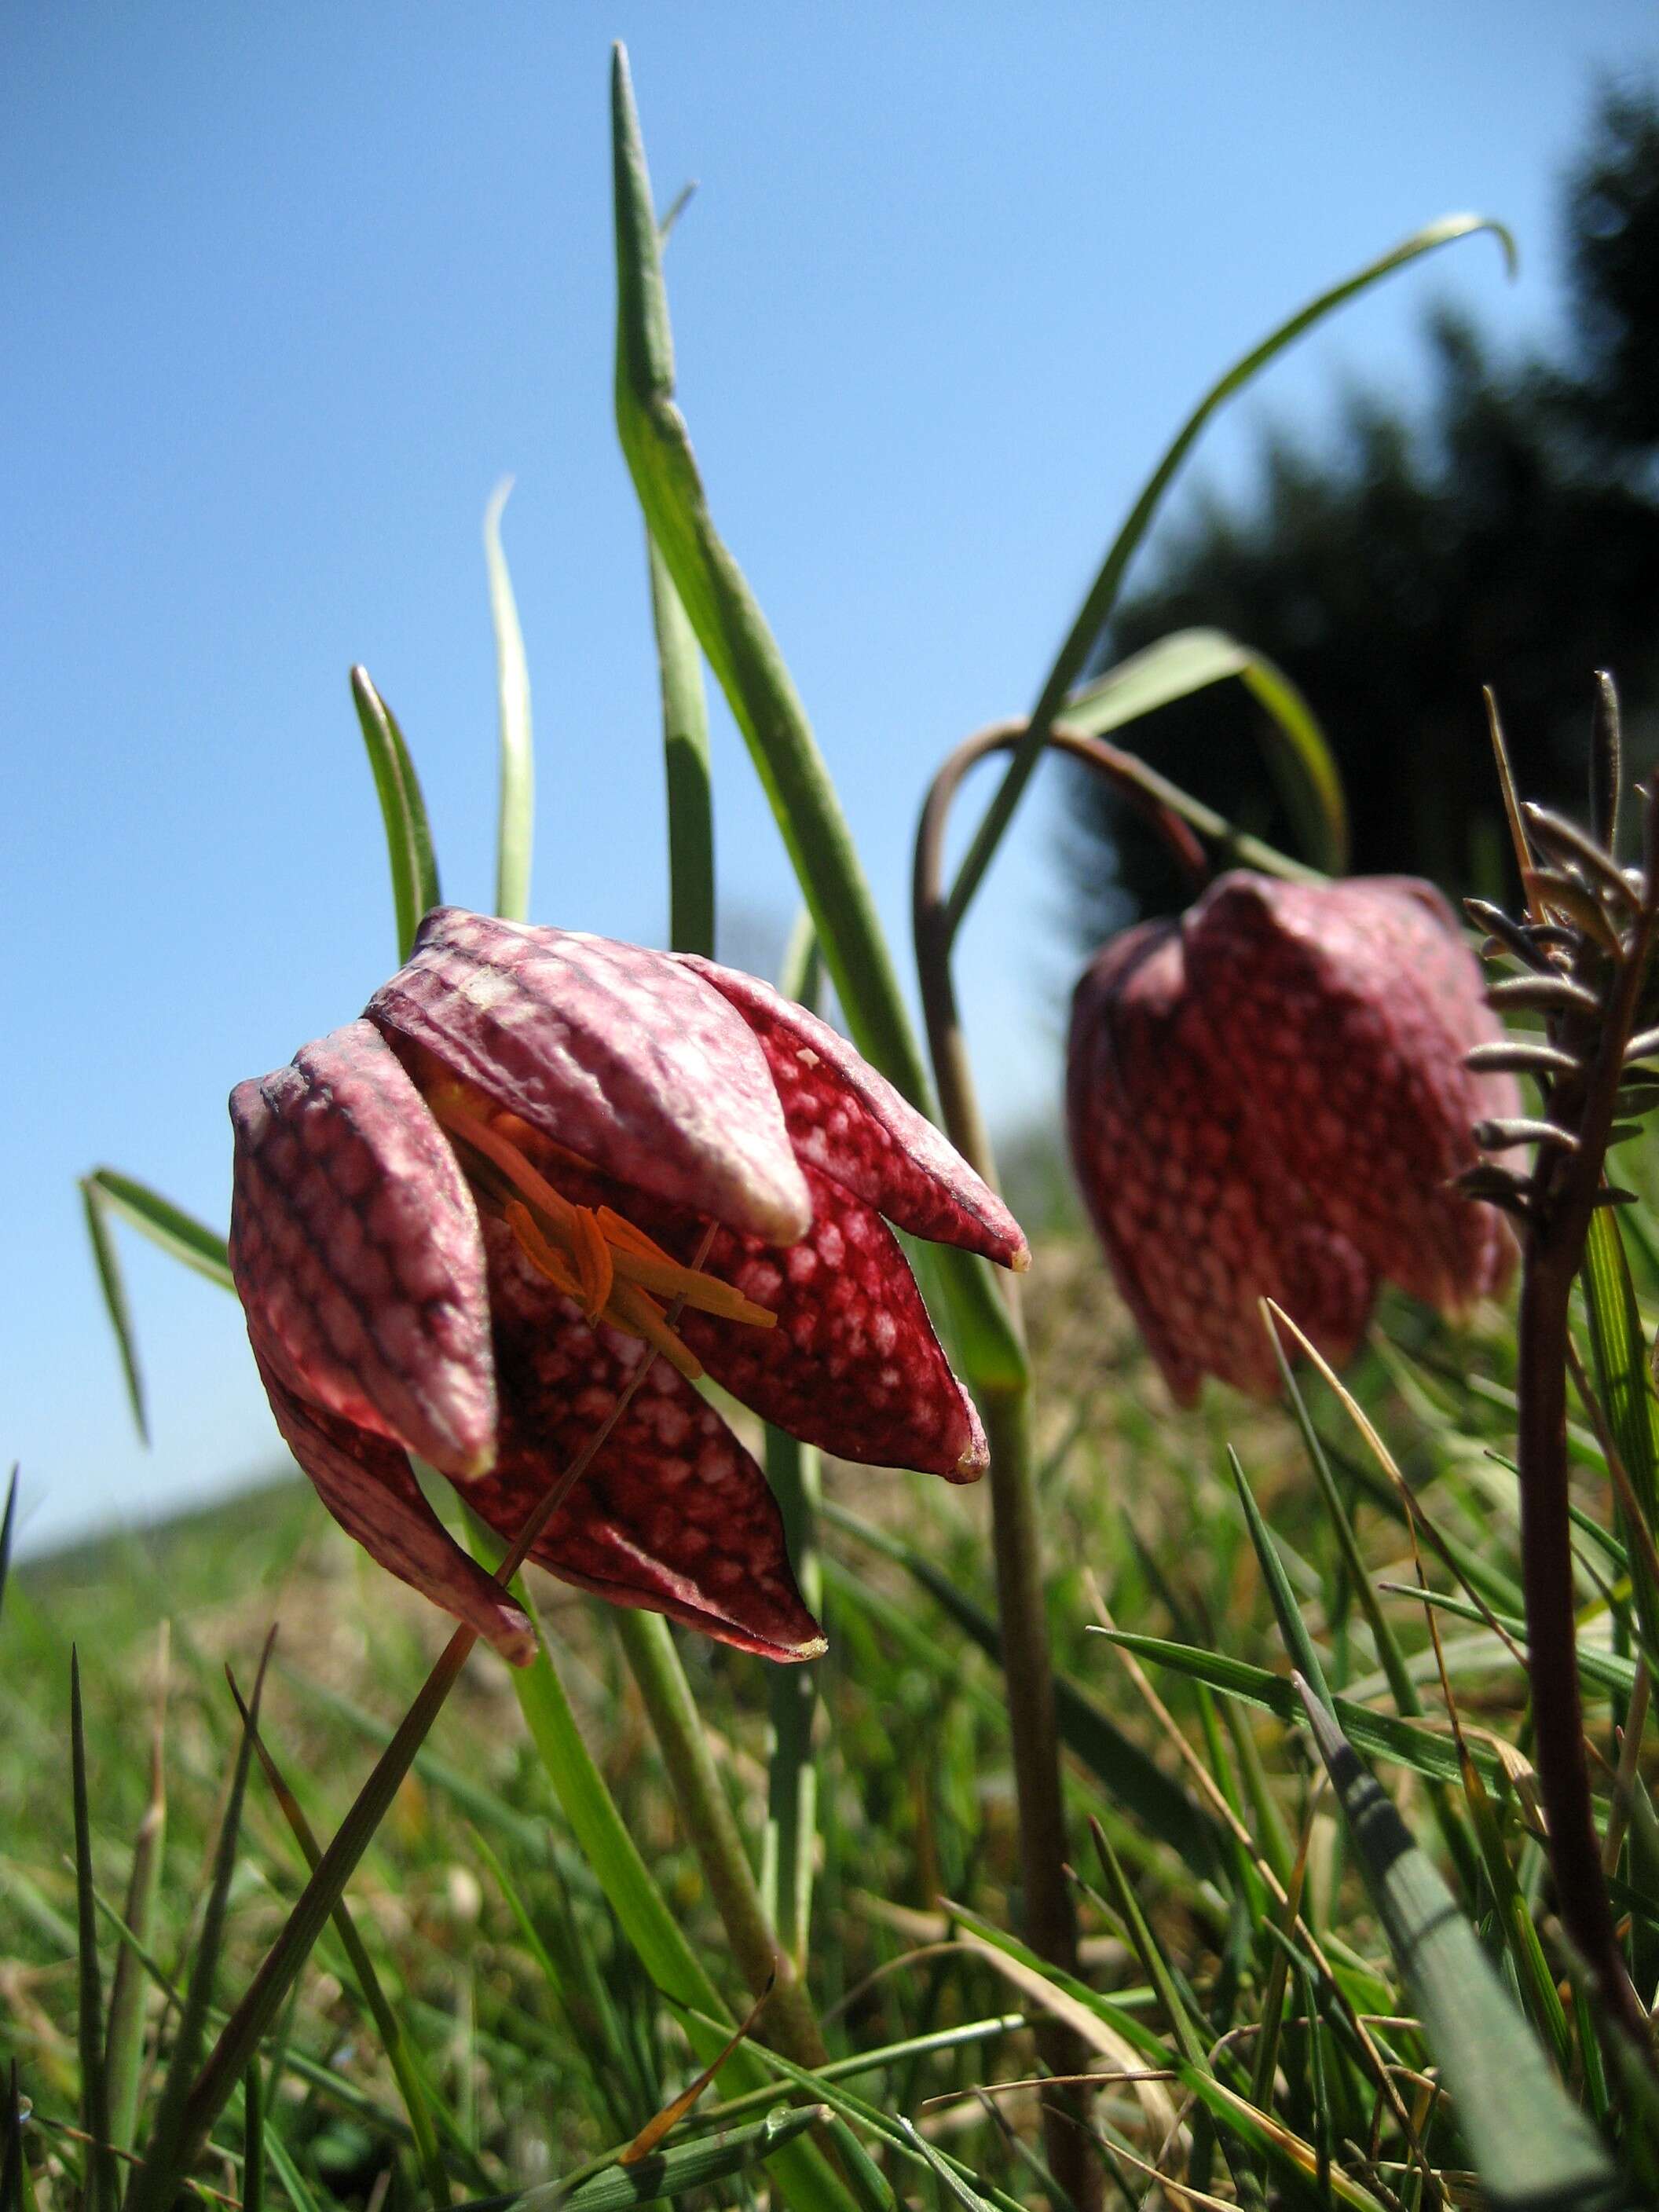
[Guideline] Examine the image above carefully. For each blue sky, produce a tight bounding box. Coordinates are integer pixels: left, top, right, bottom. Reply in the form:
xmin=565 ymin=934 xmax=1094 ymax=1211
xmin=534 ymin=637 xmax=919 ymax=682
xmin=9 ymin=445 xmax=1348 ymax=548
xmin=5 ymin=3 xmax=1653 ymax=1554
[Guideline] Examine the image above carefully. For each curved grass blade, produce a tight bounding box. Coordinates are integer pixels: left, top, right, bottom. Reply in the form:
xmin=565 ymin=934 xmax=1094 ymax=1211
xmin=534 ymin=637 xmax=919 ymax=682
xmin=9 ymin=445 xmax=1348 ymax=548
xmin=485 ymin=482 xmax=535 ymax=925
xmin=351 ymin=666 xmax=441 ymax=962
xmin=946 ymin=213 xmax=1515 ymax=935
xmin=82 ymin=1172 xmax=231 ymax=1289
xmin=79 ymin=1172 xmax=231 ymax=1443
xmin=71 ymin=1654 xmax=116 ymax=2212
xmin=1060 ymin=626 xmax=1346 ymax=871
xmin=1296 ymin=1683 xmax=1622 ymax=2212
xmin=126 ymin=1634 xmax=272 ymax=2212
xmin=609 ymin=42 xmax=1023 ymax=1391
xmin=81 ymin=1180 xmax=148 ymax=1444
xmin=825 ymin=1500 xmax=1223 ymax=1874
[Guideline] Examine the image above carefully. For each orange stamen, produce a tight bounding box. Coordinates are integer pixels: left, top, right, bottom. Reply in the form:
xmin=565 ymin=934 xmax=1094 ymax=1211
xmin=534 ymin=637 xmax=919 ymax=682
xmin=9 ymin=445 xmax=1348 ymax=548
xmin=430 ymin=1086 xmax=775 ymax=1371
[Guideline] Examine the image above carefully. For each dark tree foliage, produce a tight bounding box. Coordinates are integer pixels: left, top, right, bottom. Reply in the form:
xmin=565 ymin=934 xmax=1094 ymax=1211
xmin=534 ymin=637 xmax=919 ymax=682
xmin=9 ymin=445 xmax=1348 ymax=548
xmin=1065 ymin=87 xmax=1659 ymax=943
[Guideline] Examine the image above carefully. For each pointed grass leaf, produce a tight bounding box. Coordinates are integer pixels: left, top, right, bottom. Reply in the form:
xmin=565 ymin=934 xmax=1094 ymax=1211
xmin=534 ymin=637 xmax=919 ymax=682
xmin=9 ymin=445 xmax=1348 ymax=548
xmin=608 ymin=42 xmax=1024 ymax=1392
xmin=1228 ymin=1447 xmax=1333 ymax=1710
xmin=80 ymin=1171 xmax=233 ymax=1445
xmin=822 ymin=1501 xmax=1222 ymax=1874
xmin=1060 ymin=627 xmax=1346 ymax=871
xmin=945 ymin=211 xmax=1514 ymax=936
xmin=70 ymin=1653 xmax=117 ymax=2212
xmin=1296 ymin=1685 xmax=1621 ymax=2212
xmin=1088 ymin=1626 xmax=1509 ymax=1790
xmin=351 ymin=665 xmax=441 ymax=963
xmin=125 ymin=1634 xmax=272 ymax=2212
xmin=484 ymin=481 xmax=535 ymax=925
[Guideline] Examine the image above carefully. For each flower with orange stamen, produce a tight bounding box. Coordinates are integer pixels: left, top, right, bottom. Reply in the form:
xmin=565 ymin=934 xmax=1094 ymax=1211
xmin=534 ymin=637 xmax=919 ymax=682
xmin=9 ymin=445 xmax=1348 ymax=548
xmin=229 ymin=907 xmax=1027 ymax=1664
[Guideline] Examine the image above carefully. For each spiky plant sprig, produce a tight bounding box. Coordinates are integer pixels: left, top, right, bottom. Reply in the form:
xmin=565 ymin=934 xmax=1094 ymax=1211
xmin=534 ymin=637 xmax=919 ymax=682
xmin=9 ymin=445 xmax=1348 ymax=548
xmin=1459 ymin=671 xmax=1659 ymax=2059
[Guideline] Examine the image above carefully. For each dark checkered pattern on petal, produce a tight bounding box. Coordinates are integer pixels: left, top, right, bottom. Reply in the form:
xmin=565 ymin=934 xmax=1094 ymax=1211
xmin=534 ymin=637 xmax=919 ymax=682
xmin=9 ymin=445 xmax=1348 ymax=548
xmin=1068 ymin=922 xmax=1374 ymax=1402
xmin=250 ymin=1331 xmax=533 ymax=1663
xmin=471 ymin=1221 xmax=824 ymax=1661
xmin=1186 ymin=876 xmax=1518 ymax=1313
xmin=1067 ymin=873 xmax=1515 ymax=1404
xmin=229 ymin=1020 xmax=497 ymax=1479
xmin=532 ymin=1153 xmax=988 ymax=1479
xmin=676 ymin=956 xmax=1028 ymax=1270
xmin=368 ymin=909 xmax=811 ymax=1245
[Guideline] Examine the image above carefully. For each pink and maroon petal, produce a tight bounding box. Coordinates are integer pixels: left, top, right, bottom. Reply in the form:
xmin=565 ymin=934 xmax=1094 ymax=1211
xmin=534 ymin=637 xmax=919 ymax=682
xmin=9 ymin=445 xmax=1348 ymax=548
xmin=560 ymin=1158 xmax=988 ymax=1480
xmin=1185 ymin=874 xmax=1518 ymax=1313
xmin=469 ymin=1221 xmax=825 ymax=1662
xmin=250 ymin=1334 xmax=534 ymax=1664
xmin=367 ymin=910 xmax=811 ymax=1247
xmin=1067 ymin=921 xmax=1376 ymax=1404
xmin=678 ymin=955 xmax=1029 ymax=1270
xmin=229 ymin=1019 xmax=497 ymax=1480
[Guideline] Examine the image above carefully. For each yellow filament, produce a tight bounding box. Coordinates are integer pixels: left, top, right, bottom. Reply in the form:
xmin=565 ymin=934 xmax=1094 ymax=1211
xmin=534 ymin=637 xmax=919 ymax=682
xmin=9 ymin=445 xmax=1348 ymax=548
xmin=430 ymin=1086 xmax=777 ymax=1372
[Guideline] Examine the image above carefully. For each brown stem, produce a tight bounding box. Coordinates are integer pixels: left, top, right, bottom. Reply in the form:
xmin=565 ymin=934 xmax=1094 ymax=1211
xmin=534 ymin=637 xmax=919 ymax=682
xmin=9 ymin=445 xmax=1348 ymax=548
xmin=1517 ymin=1250 xmax=1649 ymax=2048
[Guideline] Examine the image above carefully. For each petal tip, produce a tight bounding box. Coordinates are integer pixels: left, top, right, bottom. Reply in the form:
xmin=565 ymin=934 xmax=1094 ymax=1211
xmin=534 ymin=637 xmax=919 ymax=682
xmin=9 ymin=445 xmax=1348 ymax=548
xmin=1009 ymin=1239 xmax=1032 ymax=1274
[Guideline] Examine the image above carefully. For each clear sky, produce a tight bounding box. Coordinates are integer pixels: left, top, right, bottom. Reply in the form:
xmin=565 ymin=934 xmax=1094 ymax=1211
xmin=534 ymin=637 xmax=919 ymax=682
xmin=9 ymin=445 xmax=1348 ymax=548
xmin=5 ymin=3 xmax=1654 ymax=1555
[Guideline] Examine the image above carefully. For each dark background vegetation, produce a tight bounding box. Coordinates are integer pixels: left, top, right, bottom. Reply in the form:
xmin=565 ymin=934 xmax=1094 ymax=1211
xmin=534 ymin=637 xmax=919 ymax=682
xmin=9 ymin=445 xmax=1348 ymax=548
xmin=1064 ymin=86 xmax=1659 ymax=942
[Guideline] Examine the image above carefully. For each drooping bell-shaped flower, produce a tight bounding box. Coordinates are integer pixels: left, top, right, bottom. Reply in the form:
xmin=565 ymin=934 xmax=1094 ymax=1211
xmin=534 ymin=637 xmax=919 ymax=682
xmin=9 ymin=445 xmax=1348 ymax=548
xmin=230 ymin=908 xmax=1027 ymax=1664
xmin=1065 ymin=872 xmax=1518 ymax=1403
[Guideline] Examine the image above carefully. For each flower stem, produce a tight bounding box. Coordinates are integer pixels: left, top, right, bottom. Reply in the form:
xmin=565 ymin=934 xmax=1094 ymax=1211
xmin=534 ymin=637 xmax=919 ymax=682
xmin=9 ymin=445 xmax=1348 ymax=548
xmin=913 ymin=741 xmax=1101 ymax=2212
xmin=612 ymin=1607 xmax=830 ymax=2067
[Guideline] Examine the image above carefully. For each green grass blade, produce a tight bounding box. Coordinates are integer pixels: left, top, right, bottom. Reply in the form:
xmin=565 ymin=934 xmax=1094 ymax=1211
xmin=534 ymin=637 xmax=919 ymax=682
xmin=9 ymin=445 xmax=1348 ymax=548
xmin=240 ymin=2067 xmax=263 ymax=2212
xmin=171 ymin=1626 xmax=482 ymax=2187
xmin=764 ymin=1430 xmax=821 ymax=1968
xmin=1088 ymin=1625 xmax=1508 ymax=1789
xmin=79 ymin=1171 xmax=232 ymax=1445
xmin=125 ymin=1639 xmax=271 ymax=2212
xmin=1297 ymin=1686 xmax=1621 ymax=2212
xmin=503 ymin=1614 xmax=859 ymax=2212
xmin=485 ymin=481 xmax=535 ymax=925
xmin=647 ymin=531 xmax=714 ymax=962
xmin=351 ymin=665 xmax=441 ymax=962
xmin=104 ymin=1635 xmax=167 ymax=2156
xmin=608 ymin=42 xmax=1023 ymax=1393
xmin=1580 ymin=1208 xmax=1659 ymax=1646
xmin=0 ymin=1468 xmax=16 ymax=1622
xmin=82 ymin=1170 xmax=232 ymax=1287
xmin=227 ymin=1672 xmax=452 ymax=2206
xmin=70 ymin=1653 xmax=117 ymax=2212
xmin=80 ymin=1180 xmax=148 ymax=1444
xmin=825 ymin=1502 xmax=1222 ymax=1873
xmin=1060 ymin=626 xmax=1346 ymax=870
xmin=454 ymin=2105 xmax=830 ymax=2212
xmin=1228 ymin=1447 xmax=1333 ymax=1709
xmin=944 ymin=211 xmax=1514 ymax=934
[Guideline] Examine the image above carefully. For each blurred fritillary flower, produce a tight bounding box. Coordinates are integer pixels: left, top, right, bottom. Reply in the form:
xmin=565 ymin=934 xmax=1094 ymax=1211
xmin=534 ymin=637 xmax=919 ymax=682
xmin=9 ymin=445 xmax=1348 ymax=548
xmin=1065 ymin=871 xmax=1518 ymax=1403
xmin=229 ymin=908 xmax=1027 ymax=1664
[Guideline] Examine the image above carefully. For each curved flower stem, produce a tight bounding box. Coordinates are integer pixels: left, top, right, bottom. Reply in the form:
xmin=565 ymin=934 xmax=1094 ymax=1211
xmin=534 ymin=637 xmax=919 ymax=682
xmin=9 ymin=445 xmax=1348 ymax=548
xmin=613 ymin=1609 xmax=829 ymax=2067
xmin=914 ymin=718 xmax=1317 ymax=1177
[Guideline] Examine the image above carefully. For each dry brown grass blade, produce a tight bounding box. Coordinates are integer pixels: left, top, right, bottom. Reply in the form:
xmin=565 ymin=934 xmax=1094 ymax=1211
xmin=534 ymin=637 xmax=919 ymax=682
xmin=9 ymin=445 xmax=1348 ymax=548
xmin=621 ymin=1975 xmax=775 ymax=2164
